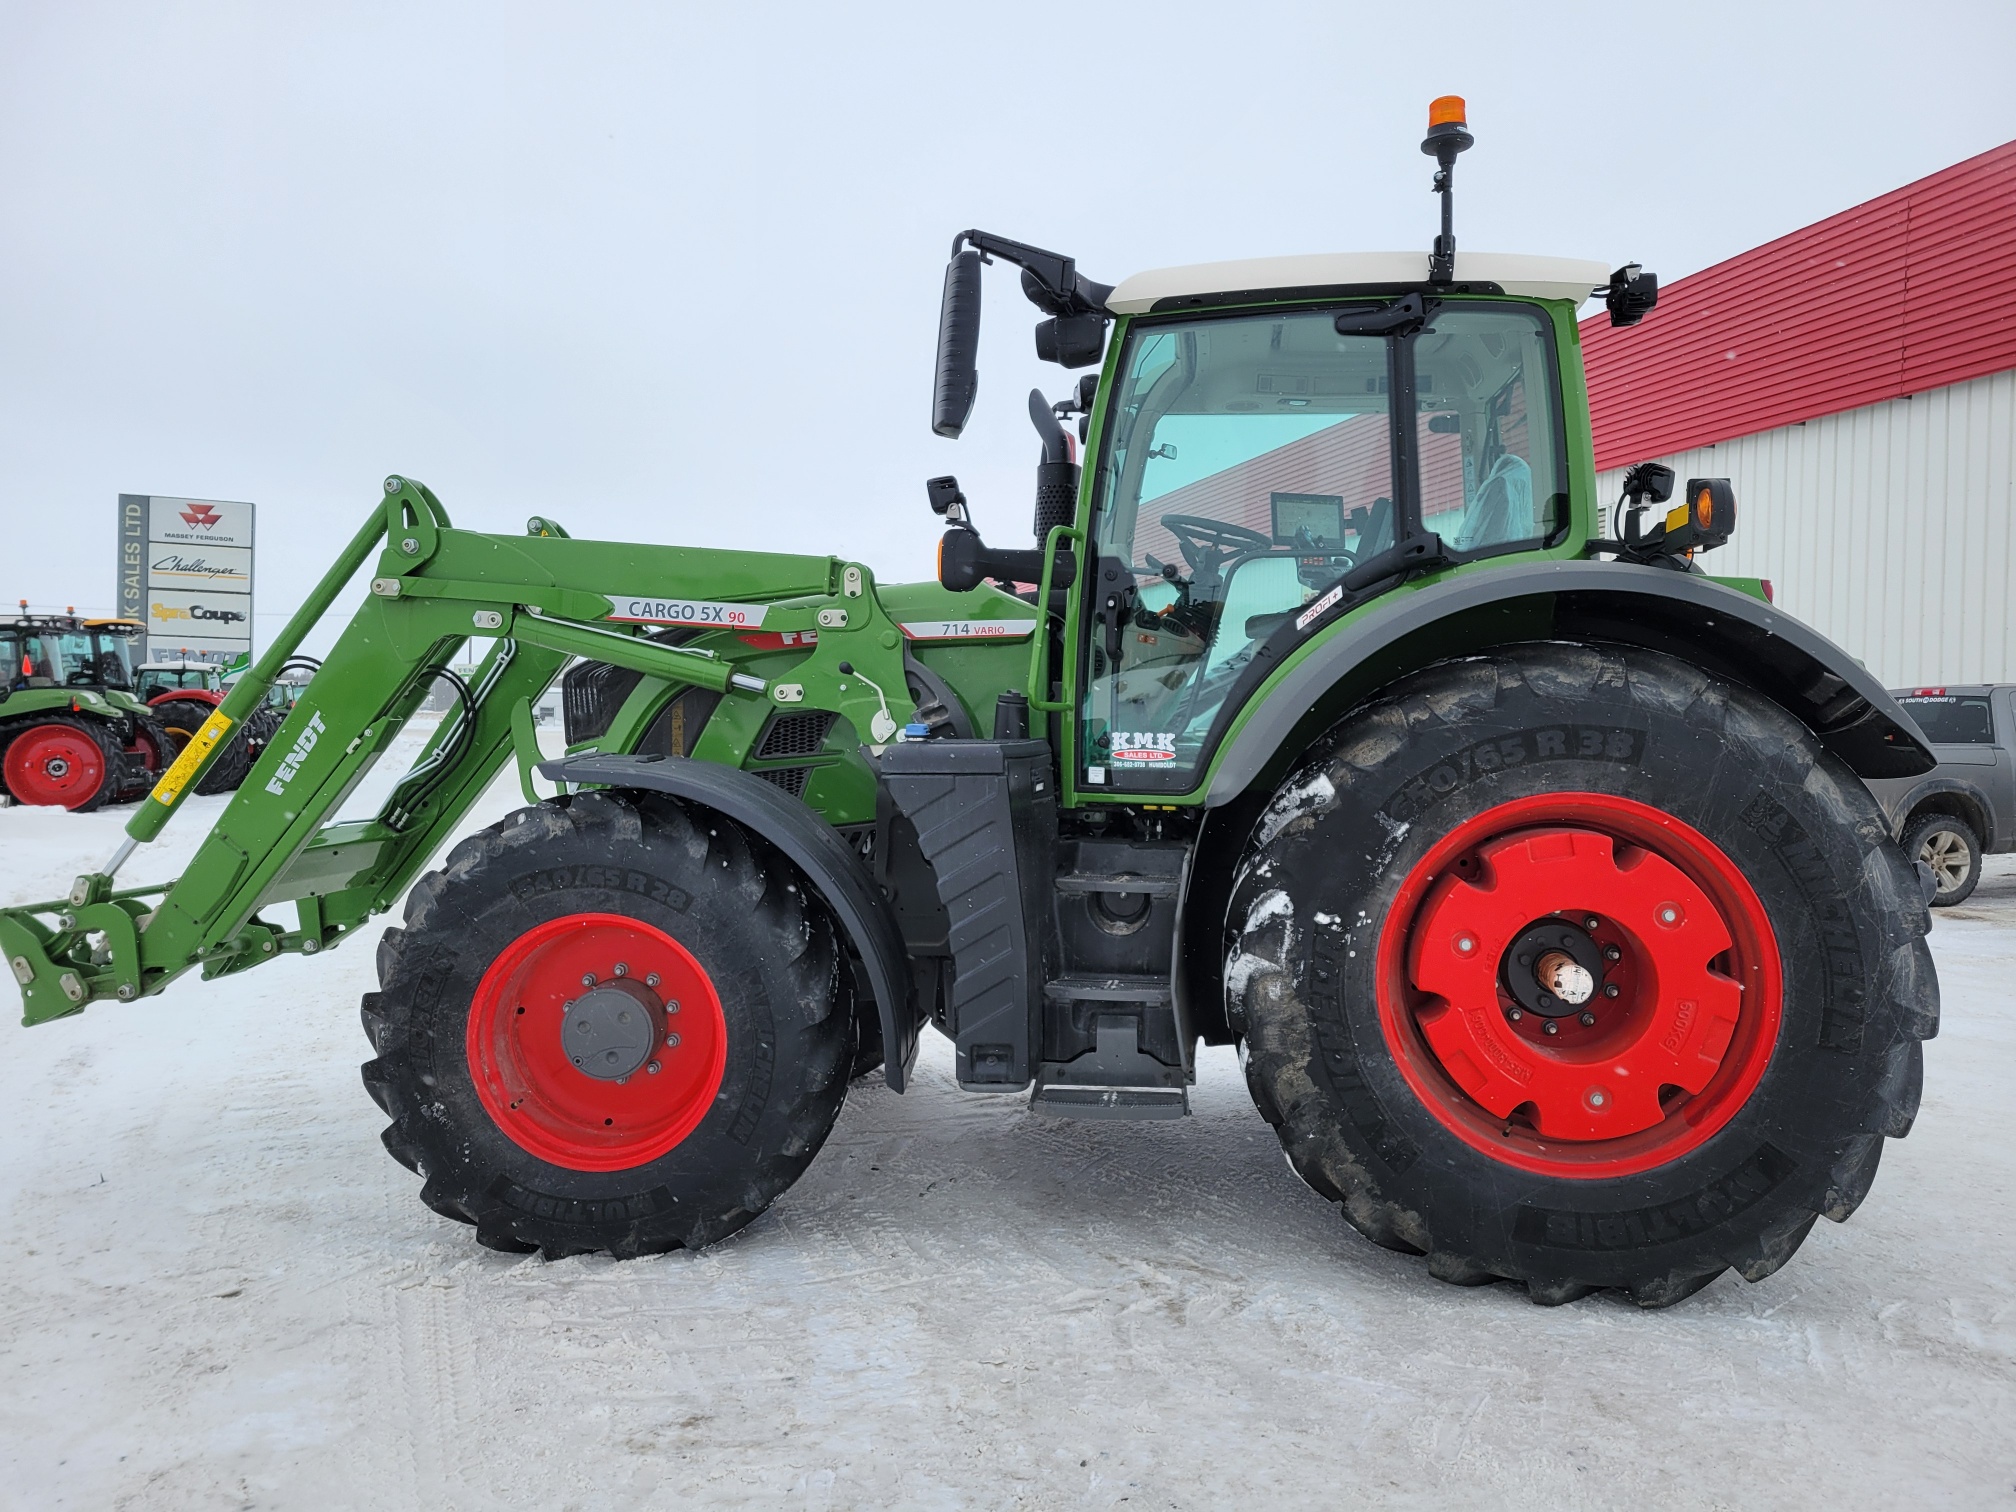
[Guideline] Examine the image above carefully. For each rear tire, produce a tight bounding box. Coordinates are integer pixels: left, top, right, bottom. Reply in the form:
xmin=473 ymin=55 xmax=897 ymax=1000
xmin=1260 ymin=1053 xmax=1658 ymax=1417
xmin=362 ymin=791 xmax=852 ymax=1258
xmin=1902 ymin=811 xmax=1981 ymax=906
xmin=1230 ymin=644 xmax=1937 ymax=1307
xmin=0 ymin=717 xmax=117 ymax=810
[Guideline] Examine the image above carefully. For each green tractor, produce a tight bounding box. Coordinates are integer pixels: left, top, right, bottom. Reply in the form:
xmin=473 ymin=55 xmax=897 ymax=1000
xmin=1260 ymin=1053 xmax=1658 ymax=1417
xmin=0 ymin=608 xmax=167 ymax=810
xmin=0 ymin=101 xmax=1938 ymax=1306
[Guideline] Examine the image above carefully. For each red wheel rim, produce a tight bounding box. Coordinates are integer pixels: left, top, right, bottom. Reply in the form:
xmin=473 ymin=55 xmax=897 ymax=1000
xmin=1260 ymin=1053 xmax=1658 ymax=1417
xmin=466 ymin=912 xmax=728 ymax=1171
xmin=3 ymin=723 xmax=106 ymax=808
xmin=1375 ymin=793 xmax=1782 ymax=1178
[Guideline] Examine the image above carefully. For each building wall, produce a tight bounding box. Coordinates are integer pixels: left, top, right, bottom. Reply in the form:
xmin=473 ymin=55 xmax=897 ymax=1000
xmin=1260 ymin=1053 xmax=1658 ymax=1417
xmin=1595 ymin=367 xmax=2016 ymax=689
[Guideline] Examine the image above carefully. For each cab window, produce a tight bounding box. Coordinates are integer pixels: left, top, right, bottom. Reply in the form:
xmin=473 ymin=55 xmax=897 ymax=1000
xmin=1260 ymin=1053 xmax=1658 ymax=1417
xmin=1078 ymin=299 xmax=1564 ymax=793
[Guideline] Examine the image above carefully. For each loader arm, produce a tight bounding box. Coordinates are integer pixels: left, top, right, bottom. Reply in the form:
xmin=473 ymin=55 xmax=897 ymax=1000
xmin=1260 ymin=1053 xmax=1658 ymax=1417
xmin=1 ymin=477 xmax=856 ymax=1024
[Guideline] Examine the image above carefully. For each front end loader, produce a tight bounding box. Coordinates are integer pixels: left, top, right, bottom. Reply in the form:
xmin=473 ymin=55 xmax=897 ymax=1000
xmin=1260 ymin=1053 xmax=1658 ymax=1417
xmin=0 ymin=100 xmax=1940 ymax=1306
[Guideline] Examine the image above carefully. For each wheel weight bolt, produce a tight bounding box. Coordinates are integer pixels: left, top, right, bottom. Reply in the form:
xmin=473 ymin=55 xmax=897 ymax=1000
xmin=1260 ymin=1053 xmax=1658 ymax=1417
xmin=1579 ymin=1010 xmax=1597 ymax=1026
xmin=1542 ymin=1020 xmax=1559 ymax=1036
xmin=1603 ymin=983 xmax=1621 ymax=999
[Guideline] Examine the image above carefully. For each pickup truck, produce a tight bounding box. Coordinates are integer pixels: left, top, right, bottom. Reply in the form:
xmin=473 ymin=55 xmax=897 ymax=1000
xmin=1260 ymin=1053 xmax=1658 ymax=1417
xmin=1866 ymin=685 xmax=2015 ymax=905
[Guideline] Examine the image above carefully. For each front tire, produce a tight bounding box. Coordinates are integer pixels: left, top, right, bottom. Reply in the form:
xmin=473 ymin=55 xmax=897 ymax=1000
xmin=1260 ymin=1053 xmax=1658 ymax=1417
xmin=362 ymin=791 xmax=852 ymax=1258
xmin=1231 ymin=644 xmax=1937 ymax=1307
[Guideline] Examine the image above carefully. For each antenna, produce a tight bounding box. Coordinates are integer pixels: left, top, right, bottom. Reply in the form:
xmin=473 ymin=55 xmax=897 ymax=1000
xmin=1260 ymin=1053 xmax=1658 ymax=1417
xmin=1421 ymin=96 xmax=1475 ymax=285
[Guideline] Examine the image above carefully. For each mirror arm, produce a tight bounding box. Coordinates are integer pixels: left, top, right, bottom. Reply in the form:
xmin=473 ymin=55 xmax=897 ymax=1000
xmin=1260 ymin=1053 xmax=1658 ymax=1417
xmin=953 ymin=229 xmax=1113 ymax=316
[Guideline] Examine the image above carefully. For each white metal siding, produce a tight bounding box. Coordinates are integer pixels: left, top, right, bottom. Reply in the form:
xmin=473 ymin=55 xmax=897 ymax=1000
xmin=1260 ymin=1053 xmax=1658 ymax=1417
xmin=1595 ymin=367 xmax=2016 ymax=689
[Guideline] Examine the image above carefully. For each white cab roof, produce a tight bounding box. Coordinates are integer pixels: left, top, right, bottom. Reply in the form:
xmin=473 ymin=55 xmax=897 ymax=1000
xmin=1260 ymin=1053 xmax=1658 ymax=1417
xmin=1105 ymin=252 xmax=1612 ymax=314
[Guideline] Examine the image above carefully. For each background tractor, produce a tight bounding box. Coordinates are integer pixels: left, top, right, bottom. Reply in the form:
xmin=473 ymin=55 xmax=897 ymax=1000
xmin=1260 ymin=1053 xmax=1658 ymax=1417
xmin=0 ymin=607 xmax=165 ymax=810
xmin=135 ymin=656 xmax=285 ymax=795
xmin=0 ymin=100 xmax=1941 ymax=1307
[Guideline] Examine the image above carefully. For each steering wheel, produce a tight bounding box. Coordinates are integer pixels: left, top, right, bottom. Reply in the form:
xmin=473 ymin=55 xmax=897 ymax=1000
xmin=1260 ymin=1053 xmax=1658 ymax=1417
xmin=1158 ymin=514 xmax=1272 ymax=572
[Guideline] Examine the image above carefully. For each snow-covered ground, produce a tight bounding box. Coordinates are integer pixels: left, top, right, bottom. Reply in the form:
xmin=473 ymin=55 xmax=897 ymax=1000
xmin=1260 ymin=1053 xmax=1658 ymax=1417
xmin=0 ymin=766 xmax=2009 ymax=1510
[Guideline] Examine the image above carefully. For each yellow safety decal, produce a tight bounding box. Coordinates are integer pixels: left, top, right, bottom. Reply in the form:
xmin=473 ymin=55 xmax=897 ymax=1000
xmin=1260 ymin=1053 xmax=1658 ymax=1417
xmin=150 ymin=710 xmax=234 ymax=806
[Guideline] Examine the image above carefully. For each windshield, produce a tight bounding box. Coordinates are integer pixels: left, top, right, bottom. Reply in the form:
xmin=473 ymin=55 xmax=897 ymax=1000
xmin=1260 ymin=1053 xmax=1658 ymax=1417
xmin=1079 ymin=300 xmax=1564 ymax=792
xmin=88 ymin=633 xmax=135 ymax=690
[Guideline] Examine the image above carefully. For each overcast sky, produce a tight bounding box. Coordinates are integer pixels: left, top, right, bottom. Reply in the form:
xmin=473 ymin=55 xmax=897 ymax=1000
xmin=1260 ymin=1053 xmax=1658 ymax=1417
xmin=3 ymin=0 xmax=2013 ymax=648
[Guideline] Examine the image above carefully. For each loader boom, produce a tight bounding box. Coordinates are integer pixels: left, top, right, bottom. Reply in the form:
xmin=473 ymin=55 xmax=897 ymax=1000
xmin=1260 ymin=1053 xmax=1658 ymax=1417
xmin=0 ymin=475 xmax=926 ymax=1024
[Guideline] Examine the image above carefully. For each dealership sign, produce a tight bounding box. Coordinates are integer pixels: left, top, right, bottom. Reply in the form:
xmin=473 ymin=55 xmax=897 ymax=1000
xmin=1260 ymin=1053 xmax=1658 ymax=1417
xmin=116 ymin=495 xmax=256 ymax=664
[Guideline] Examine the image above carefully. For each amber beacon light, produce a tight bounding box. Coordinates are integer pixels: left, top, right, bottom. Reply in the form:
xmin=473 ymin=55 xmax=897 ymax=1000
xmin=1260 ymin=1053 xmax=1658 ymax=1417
xmin=1420 ymin=96 xmax=1475 ymax=283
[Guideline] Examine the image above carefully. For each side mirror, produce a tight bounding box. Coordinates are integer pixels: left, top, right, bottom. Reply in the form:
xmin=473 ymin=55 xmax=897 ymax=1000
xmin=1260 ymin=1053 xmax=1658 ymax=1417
xmin=932 ymin=249 xmax=984 ymax=438
xmin=1034 ymin=313 xmax=1107 ymax=368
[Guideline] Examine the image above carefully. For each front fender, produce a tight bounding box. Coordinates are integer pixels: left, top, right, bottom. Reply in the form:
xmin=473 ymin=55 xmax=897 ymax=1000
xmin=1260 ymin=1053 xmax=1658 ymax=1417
xmin=539 ymin=752 xmax=920 ymax=1091
xmin=1205 ymin=559 xmax=1935 ymax=808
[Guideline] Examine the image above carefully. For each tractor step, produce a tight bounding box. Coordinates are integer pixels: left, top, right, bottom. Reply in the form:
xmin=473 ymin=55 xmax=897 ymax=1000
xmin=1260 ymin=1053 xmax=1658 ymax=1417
xmin=1030 ymin=976 xmax=1188 ymax=1119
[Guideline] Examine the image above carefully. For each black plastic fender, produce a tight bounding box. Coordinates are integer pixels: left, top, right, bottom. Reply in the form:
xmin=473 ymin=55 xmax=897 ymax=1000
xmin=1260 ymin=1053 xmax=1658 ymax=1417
xmin=539 ymin=752 xmax=920 ymax=1091
xmin=1205 ymin=559 xmax=1935 ymax=809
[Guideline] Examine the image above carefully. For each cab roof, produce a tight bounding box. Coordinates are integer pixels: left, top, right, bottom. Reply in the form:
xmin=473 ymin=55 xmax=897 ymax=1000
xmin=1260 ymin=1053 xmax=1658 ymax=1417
xmin=1105 ymin=251 xmax=1612 ymax=314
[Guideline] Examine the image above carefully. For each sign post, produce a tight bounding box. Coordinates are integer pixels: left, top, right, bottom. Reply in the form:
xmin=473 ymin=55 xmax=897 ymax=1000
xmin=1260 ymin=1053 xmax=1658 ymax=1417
xmin=115 ymin=494 xmax=257 ymax=665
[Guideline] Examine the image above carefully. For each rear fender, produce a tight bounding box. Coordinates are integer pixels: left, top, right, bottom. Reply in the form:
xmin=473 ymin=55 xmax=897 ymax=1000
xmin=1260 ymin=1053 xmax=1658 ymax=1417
xmin=1181 ymin=560 xmax=1937 ymax=1047
xmin=539 ymin=753 xmax=919 ymax=1091
xmin=1206 ymin=559 xmax=1934 ymax=809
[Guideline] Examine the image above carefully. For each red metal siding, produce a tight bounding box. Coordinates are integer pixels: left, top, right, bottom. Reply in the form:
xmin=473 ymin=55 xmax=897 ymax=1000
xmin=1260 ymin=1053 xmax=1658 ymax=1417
xmin=1582 ymin=141 xmax=2016 ymax=471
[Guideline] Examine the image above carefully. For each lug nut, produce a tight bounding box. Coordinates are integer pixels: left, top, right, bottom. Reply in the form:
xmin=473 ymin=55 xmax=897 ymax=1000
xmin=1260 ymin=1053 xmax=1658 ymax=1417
xmin=646 ymin=1060 xmax=661 ymax=1075
xmin=1584 ymin=917 xmax=1601 ymax=932
xmin=666 ymin=1032 xmax=681 ymax=1047
xmin=1603 ymin=983 xmax=1621 ymax=999
xmin=1603 ymin=945 xmax=1622 ymax=962
xmin=1657 ymin=905 xmax=1681 ymax=926
xmin=646 ymin=973 xmax=660 ymax=988
xmin=1579 ymin=1010 xmax=1597 ymax=1026
xmin=667 ymin=1000 xmax=680 ymax=1014
xmin=1455 ymin=935 xmax=1476 ymax=955
xmin=581 ymin=973 xmax=596 ymax=987
xmin=1542 ymin=1020 xmax=1559 ymax=1036
xmin=613 ymin=962 xmax=628 ymax=977
xmin=1507 ymin=1007 xmax=1524 ymax=1022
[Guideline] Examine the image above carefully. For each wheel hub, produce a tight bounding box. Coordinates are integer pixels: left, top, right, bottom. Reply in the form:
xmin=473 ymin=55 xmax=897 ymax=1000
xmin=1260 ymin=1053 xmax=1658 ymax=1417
xmin=562 ymin=978 xmax=666 ymax=1081
xmin=1501 ymin=920 xmax=1603 ymax=1017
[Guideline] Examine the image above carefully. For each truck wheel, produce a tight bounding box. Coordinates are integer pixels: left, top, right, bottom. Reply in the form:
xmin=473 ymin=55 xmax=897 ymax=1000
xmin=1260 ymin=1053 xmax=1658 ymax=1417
xmin=1901 ymin=812 xmax=1981 ymax=906
xmin=361 ymin=791 xmax=852 ymax=1258
xmin=1230 ymin=643 xmax=1937 ymax=1307
xmin=0 ymin=717 xmax=117 ymax=810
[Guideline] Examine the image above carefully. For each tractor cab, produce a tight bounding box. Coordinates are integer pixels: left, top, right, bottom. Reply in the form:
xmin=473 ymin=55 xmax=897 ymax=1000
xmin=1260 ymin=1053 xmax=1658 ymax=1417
xmin=1 ymin=609 xmax=141 ymax=695
xmin=1072 ymin=261 xmax=1596 ymax=791
xmin=136 ymin=660 xmax=227 ymax=701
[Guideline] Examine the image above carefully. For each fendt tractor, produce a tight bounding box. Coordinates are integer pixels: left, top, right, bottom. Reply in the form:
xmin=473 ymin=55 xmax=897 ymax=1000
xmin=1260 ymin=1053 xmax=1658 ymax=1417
xmin=1 ymin=606 xmax=168 ymax=810
xmin=1 ymin=101 xmax=1939 ymax=1307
